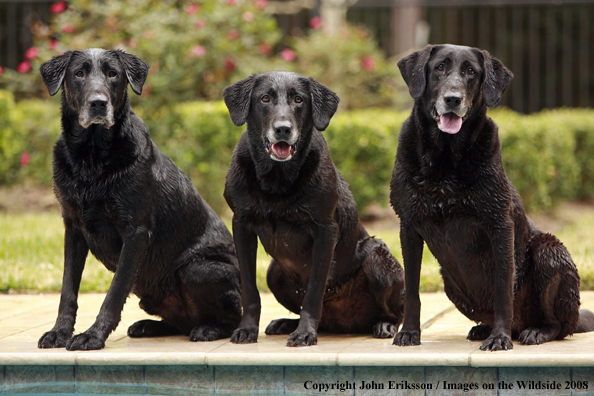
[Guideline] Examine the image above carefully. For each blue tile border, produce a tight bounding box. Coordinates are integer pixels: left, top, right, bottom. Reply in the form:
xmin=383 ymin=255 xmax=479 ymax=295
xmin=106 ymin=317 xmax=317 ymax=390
xmin=1 ymin=365 xmax=593 ymax=395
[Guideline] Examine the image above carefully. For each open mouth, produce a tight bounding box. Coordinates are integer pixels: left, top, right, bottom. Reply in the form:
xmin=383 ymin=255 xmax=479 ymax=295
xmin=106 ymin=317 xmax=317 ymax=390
xmin=265 ymin=139 xmax=297 ymax=160
xmin=435 ymin=110 xmax=463 ymax=134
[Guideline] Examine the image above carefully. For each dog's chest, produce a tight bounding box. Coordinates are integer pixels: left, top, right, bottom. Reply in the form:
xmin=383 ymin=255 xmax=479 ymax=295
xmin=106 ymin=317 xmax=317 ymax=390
xmin=399 ymin=174 xmax=477 ymax=222
xmin=62 ymin=193 xmax=125 ymax=271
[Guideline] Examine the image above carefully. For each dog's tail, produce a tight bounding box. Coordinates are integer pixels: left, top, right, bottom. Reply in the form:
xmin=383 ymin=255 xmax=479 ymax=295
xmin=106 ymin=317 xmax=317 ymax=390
xmin=575 ymin=309 xmax=594 ymax=333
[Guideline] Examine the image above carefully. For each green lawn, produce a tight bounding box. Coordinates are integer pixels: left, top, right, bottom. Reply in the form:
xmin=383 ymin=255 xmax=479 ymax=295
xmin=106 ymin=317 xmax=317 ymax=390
xmin=1 ymin=206 xmax=593 ymax=293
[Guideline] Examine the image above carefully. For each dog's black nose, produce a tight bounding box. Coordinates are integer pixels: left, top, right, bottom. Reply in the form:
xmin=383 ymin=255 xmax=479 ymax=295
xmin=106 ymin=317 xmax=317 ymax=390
xmin=444 ymin=95 xmax=462 ymax=108
xmin=275 ymin=125 xmax=292 ymax=137
xmin=90 ymin=99 xmax=107 ymax=109
xmin=89 ymin=93 xmax=108 ymax=111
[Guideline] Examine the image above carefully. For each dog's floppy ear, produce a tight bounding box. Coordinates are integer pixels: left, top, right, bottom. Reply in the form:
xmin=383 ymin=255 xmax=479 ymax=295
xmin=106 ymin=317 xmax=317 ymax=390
xmin=114 ymin=50 xmax=149 ymax=95
xmin=308 ymin=77 xmax=340 ymax=131
xmin=480 ymin=50 xmax=513 ymax=107
xmin=39 ymin=51 xmax=74 ymax=96
xmin=397 ymin=45 xmax=434 ymax=100
xmin=223 ymin=75 xmax=257 ymax=127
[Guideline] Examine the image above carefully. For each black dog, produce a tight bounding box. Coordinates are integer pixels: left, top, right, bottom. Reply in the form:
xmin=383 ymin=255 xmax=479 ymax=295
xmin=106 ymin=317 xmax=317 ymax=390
xmin=391 ymin=44 xmax=594 ymax=351
xmin=222 ymin=72 xmax=404 ymax=347
xmin=37 ymin=49 xmax=241 ymax=351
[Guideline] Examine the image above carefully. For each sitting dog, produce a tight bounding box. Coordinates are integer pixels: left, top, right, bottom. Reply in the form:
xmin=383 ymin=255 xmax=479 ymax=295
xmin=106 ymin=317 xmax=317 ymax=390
xmin=391 ymin=44 xmax=594 ymax=351
xmin=37 ymin=49 xmax=241 ymax=350
xmin=222 ymin=72 xmax=404 ymax=347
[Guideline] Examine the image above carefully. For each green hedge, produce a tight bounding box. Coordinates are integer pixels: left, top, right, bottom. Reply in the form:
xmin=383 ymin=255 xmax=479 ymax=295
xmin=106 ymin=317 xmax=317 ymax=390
xmin=2 ymin=90 xmax=594 ymax=213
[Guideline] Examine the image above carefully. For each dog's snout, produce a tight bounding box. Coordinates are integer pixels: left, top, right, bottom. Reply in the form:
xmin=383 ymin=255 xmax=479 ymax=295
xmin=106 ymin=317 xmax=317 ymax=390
xmin=444 ymin=95 xmax=462 ymax=108
xmin=275 ymin=125 xmax=292 ymax=137
xmin=89 ymin=94 xmax=108 ymax=110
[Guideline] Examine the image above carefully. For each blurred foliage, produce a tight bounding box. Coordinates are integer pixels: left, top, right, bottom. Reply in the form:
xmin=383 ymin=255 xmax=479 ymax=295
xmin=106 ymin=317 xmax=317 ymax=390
xmin=0 ymin=91 xmax=61 ymax=186
xmin=2 ymin=90 xmax=594 ymax=214
xmin=288 ymin=26 xmax=408 ymax=110
xmin=1 ymin=0 xmax=283 ymax=110
xmin=325 ymin=109 xmax=407 ymax=209
xmin=0 ymin=0 xmax=408 ymax=112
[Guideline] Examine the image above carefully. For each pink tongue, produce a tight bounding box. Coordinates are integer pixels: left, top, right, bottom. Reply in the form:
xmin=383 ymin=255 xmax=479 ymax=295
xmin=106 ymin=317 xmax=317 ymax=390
xmin=272 ymin=142 xmax=291 ymax=158
xmin=439 ymin=113 xmax=463 ymax=134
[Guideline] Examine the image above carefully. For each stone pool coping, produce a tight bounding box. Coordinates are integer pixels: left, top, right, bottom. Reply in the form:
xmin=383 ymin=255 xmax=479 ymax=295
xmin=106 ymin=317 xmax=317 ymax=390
xmin=1 ymin=292 xmax=593 ymax=367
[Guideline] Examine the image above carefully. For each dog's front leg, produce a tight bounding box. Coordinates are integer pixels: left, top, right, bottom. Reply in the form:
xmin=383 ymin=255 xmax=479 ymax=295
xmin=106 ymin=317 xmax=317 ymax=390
xmin=230 ymin=218 xmax=260 ymax=344
xmin=66 ymin=226 xmax=150 ymax=351
xmin=39 ymin=222 xmax=89 ymax=348
xmin=480 ymin=221 xmax=514 ymax=351
xmin=393 ymin=225 xmax=424 ymax=346
xmin=287 ymin=222 xmax=338 ymax=347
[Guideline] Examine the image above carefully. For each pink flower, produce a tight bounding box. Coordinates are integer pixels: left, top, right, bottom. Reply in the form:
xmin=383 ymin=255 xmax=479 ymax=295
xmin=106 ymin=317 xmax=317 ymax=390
xmin=143 ymin=30 xmax=154 ymax=39
xmin=61 ymin=24 xmax=75 ymax=33
xmin=50 ymin=1 xmax=67 ymax=14
xmin=228 ymin=29 xmax=240 ymax=40
xmin=309 ymin=16 xmax=323 ymax=29
xmin=191 ymin=45 xmax=206 ymax=57
xmin=253 ymin=0 xmax=268 ymax=9
xmin=0 ymin=66 xmax=3 ymax=76
xmin=194 ymin=19 xmax=206 ymax=28
xmin=361 ymin=55 xmax=375 ymax=71
xmin=225 ymin=57 xmax=236 ymax=73
xmin=24 ymin=47 xmax=39 ymax=60
xmin=259 ymin=43 xmax=271 ymax=55
xmin=280 ymin=48 xmax=295 ymax=62
xmin=20 ymin=151 xmax=31 ymax=167
xmin=185 ymin=3 xmax=199 ymax=14
xmin=128 ymin=39 xmax=138 ymax=48
xmin=226 ymin=0 xmax=237 ymax=4
xmin=17 ymin=61 xmax=31 ymax=73
xmin=49 ymin=39 xmax=59 ymax=50
xmin=242 ymin=11 xmax=254 ymax=22
xmin=143 ymin=86 xmax=151 ymax=96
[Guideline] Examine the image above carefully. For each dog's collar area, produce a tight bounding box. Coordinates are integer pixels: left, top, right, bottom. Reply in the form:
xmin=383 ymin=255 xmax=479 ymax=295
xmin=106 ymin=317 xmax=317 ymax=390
xmin=265 ymin=138 xmax=297 ymax=161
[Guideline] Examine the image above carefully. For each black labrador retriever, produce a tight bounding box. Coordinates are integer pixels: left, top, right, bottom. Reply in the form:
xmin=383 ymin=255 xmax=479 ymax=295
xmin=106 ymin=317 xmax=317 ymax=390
xmin=391 ymin=44 xmax=594 ymax=351
xmin=222 ymin=72 xmax=404 ymax=346
xmin=37 ymin=49 xmax=241 ymax=351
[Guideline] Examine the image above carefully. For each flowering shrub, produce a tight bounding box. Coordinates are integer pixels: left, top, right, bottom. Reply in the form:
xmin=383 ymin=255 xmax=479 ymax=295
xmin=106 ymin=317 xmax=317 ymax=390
xmin=0 ymin=1 xmax=411 ymax=111
xmin=287 ymin=25 xmax=408 ymax=110
xmin=1 ymin=0 xmax=283 ymax=108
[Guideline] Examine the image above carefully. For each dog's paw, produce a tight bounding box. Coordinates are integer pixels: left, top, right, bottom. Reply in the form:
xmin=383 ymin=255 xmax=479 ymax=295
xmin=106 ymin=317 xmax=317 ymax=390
xmin=480 ymin=333 xmax=513 ymax=351
xmin=190 ymin=325 xmax=221 ymax=342
xmin=518 ymin=327 xmax=554 ymax=345
xmin=373 ymin=321 xmax=398 ymax=339
xmin=286 ymin=328 xmax=317 ymax=347
xmin=393 ymin=329 xmax=420 ymax=346
xmin=38 ymin=329 xmax=72 ymax=349
xmin=265 ymin=319 xmax=299 ymax=335
xmin=230 ymin=327 xmax=258 ymax=344
xmin=66 ymin=333 xmax=105 ymax=351
xmin=467 ymin=324 xmax=491 ymax=341
xmin=128 ymin=320 xmax=153 ymax=338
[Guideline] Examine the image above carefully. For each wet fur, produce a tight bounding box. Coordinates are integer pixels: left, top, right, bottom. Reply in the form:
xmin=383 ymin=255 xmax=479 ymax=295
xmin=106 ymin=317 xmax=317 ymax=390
xmin=37 ymin=49 xmax=241 ymax=351
xmin=391 ymin=44 xmax=594 ymax=351
xmin=223 ymin=72 xmax=404 ymax=347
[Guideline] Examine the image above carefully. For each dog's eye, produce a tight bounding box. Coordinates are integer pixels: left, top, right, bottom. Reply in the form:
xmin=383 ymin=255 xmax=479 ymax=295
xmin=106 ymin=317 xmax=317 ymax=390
xmin=294 ymin=96 xmax=302 ymax=104
xmin=261 ymin=95 xmax=270 ymax=103
xmin=436 ymin=63 xmax=445 ymax=72
xmin=108 ymin=70 xmax=118 ymax=78
xmin=467 ymin=67 xmax=475 ymax=75
xmin=75 ymin=71 xmax=84 ymax=78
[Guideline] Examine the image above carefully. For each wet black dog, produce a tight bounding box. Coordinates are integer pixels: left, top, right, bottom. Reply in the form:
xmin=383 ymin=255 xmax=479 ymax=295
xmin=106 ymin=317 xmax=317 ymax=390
xmin=37 ymin=49 xmax=241 ymax=351
xmin=391 ymin=44 xmax=594 ymax=351
xmin=223 ymin=72 xmax=404 ymax=347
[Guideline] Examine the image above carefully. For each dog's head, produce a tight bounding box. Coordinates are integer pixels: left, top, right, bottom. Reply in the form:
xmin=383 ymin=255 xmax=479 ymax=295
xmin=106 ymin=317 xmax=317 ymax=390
xmin=40 ymin=49 xmax=149 ymax=129
xmin=398 ymin=44 xmax=513 ymax=135
xmin=223 ymin=72 xmax=339 ymax=162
